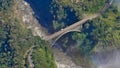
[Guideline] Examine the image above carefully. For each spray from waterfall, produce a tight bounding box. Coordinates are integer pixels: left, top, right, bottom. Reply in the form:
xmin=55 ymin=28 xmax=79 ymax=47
xmin=114 ymin=0 xmax=120 ymax=11
xmin=91 ymin=49 xmax=120 ymax=68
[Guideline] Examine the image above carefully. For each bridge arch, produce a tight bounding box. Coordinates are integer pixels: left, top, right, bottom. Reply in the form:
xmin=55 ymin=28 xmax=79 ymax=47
xmin=51 ymin=30 xmax=81 ymax=47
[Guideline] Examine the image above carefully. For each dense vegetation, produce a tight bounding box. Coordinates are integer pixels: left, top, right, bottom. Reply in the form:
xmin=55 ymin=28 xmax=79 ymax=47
xmin=52 ymin=0 xmax=107 ymax=13
xmin=25 ymin=0 xmax=107 ymax=33
xmin=72 ymin=5 xmax=120 ymax=55
xmin=0 ymin=0 xmax=14 ymax=11
xmin=32 ymin=37 xmax=56 ymax=68
xmin=51 ymin=0 xmax=107 ymax=31
xmin=0 ymin=0 xmax=56 ymax=68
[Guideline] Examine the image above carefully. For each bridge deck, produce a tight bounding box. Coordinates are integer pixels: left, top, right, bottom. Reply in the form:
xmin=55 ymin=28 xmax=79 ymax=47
xmin=43 ymin=0 xmax=113 ymax=41
xmin=44 ymin=14 xmax=100 ymax=41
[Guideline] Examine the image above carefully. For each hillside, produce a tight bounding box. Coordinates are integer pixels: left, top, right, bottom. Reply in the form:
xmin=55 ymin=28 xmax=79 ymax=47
xmin=0 ymin=0 xmax=56 ymax=68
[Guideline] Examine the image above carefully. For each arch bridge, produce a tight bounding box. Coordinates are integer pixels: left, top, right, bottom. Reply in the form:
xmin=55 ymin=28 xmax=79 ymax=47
xmin=42 ymin=0 xmax=114 ymax=46
xmin=51 ymin=29 xmax=81 ymax=47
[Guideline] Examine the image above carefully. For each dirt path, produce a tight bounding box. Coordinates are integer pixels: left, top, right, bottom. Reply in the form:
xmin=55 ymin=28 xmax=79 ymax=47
xmin=28 ymin=47 xmax=34 ymax=68
xmin=23 ymin=46 xmax=35 ymax=68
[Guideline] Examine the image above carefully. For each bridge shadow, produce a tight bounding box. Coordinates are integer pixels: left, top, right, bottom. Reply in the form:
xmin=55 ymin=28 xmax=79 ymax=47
xmin=52 ymin=32 xmax=77 ymax=52
xmin=52 ymin=32 xmax=93 ymax=68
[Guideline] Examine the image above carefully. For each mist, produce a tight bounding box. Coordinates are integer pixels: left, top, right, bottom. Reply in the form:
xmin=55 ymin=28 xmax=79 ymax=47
xmin=114 ymin=0 xmax=120 ymax=11
xmin=91 ymin=49 xmax=120 ymax=68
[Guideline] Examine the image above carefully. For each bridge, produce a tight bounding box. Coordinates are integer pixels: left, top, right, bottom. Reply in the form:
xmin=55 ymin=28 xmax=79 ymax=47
xmin=42 ymin=0 xmax=114 ymax=46
xmin=43 ymin=14 xmax=99 ymax=41
xmin=51 ymin=29 xmax=81 ymax=47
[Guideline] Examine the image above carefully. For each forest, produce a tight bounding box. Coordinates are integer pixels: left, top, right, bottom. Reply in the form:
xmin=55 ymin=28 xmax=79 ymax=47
xmin=0 ymin=0 xmax=56 ymax=68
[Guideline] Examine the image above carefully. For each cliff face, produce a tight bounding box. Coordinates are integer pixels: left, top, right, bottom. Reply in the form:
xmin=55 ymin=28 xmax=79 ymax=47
xmin=17 ymin=0 xmax=47 ymax=38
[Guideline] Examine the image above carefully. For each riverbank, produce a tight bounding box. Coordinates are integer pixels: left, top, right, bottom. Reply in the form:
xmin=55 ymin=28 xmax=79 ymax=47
xmin=17 ymin=0 xmax=48 ymax=68
xmin=17 ymin=0 xmax=47 ymax=38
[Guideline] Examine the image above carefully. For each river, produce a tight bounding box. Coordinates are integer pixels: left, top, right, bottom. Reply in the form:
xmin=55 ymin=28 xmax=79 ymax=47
xmin=25 ymin=0 xmax=78 ymax=33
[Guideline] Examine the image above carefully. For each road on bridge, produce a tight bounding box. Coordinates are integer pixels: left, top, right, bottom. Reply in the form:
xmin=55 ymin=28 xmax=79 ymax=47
xmin=43 ymin=14 xmax=100 ymax=41
xmin=43 ymin=0 xmax=113 ymax=41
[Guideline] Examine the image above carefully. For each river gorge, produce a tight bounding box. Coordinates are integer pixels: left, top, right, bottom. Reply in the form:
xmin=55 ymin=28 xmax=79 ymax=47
xmin=23 ymin=0 xmax=120 ymax=68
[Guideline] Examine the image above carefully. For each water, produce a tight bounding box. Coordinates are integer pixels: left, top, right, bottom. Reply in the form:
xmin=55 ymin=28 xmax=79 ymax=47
xmin=25 ymin=0 xmax=78 ymax=33
xmin=25 ymin=0 xmax=53 ymax=29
